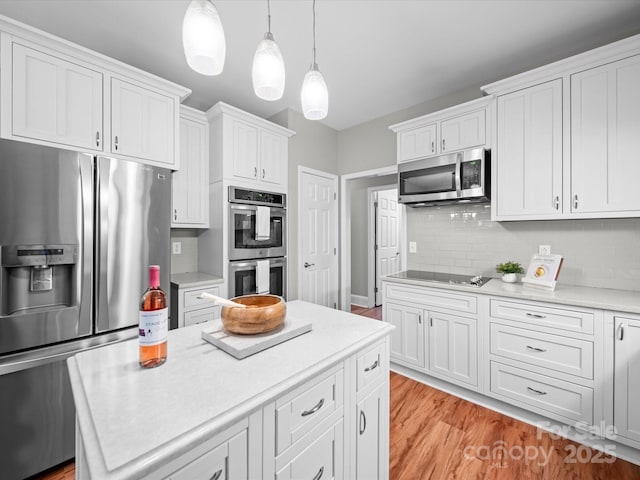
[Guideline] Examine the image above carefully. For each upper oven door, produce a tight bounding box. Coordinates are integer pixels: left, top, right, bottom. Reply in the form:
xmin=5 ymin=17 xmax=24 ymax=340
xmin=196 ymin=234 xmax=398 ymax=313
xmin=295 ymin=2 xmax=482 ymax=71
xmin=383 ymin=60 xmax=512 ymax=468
xmin=228 ymin=204 xmax=286 ymax=260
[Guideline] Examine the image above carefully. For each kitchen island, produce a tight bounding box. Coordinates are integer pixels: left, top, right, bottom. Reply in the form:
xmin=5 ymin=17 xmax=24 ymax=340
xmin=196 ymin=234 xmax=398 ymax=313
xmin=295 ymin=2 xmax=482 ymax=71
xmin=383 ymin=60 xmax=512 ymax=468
xmin=67 ymin=300 xmax=393 ymax=480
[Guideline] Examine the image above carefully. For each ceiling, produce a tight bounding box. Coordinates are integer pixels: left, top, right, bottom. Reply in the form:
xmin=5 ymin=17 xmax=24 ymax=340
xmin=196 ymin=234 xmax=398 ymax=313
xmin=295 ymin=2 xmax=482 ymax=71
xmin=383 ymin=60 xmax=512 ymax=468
xmin=0 ymin=1 xmax=639 ymax=131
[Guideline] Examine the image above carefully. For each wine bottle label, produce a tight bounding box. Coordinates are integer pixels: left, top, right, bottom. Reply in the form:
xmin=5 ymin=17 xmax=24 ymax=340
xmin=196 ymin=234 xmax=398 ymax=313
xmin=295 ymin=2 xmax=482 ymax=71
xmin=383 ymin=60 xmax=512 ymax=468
xmin=139 ymin=308 xmax=168 ymax=346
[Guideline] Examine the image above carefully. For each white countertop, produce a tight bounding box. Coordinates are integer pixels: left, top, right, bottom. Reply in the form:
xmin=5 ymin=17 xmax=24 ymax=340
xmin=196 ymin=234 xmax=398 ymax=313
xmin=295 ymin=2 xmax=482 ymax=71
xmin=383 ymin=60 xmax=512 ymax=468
xmin=383 ymin=275 xmax=640 ymax=314
xmin=67 ymin=300 xmax=393 ymax=480
xmin=170 ymin=272 xmax=224 ymax=288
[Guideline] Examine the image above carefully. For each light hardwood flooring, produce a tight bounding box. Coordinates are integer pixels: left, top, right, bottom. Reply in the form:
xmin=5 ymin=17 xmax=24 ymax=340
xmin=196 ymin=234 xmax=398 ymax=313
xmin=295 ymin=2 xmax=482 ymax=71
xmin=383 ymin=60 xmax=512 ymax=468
xmin=33 ymin=304 xmax=640 ymax=479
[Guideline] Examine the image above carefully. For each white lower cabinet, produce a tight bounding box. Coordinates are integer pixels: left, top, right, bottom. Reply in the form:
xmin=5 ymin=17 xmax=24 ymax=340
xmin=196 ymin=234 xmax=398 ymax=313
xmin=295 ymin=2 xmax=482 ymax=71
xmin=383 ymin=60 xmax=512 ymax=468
xmin=614 ymin=314 xmax=640 ymax=444
xmin=428 ymin=311 xmax=478 ymax=387
xmin=170 ymin=281 xmax=222 ymax=329
xmin=356 ymin=383 xmax=385 ymax=480
xmin=384 ymin=302 xmax=425 ymax=368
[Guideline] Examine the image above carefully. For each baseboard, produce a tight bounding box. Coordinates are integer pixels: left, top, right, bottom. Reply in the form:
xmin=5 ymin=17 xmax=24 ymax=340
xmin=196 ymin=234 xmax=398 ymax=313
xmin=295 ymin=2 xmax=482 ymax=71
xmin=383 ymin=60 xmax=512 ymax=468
xmin=350 ymin=294 xmax=368 ymax=307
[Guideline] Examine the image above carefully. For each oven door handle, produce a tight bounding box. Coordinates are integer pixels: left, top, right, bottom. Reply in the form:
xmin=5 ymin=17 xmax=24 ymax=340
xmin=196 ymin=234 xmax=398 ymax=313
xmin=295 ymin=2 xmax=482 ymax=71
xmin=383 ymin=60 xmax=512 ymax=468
xmin=454 ymin=152 xmax=462 ymax=197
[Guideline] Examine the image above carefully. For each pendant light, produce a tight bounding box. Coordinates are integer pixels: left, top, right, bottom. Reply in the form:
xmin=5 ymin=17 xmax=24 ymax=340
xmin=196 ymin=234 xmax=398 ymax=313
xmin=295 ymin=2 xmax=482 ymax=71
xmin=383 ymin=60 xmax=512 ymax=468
xmin=300 ymin=0 xmax=328 ymax=120
xmin=182 ymin=0 xmax=226 ymax=76
xmin=252 ymin=0 xmax=285 ymax=101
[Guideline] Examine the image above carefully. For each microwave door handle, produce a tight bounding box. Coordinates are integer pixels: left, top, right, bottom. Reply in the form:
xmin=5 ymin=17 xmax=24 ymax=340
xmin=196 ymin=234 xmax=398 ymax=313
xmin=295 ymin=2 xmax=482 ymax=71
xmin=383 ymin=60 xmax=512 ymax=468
xmin=455 ymin=153 xmax=462 ymax=196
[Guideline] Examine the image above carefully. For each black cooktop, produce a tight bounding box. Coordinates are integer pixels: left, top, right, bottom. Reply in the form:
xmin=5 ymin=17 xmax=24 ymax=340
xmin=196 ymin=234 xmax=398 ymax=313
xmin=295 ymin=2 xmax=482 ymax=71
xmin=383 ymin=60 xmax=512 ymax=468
xmin=387 ymin=270 xmax=485 ymax=287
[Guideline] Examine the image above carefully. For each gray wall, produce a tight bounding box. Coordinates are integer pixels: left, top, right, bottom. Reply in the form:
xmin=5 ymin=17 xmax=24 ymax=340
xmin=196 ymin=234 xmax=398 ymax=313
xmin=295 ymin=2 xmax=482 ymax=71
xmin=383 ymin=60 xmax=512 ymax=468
xmin=170 ymin=229 xmax=199 ymax=274
xmin=269 ymin=109 xmax=339 ymax=300
xmin=350 ymin=176 xmax=396 ymax=298
xmin=406 ymin=204 xmax=640 ymax=291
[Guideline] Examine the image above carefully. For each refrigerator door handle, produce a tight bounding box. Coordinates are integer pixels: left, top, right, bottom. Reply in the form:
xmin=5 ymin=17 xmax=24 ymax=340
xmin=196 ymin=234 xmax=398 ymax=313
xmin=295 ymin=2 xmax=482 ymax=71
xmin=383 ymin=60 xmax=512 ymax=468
xmin=95 ymin=157 xmax=110 ymax=332
xmin=79 ymin=154 xmax=95 ymax=336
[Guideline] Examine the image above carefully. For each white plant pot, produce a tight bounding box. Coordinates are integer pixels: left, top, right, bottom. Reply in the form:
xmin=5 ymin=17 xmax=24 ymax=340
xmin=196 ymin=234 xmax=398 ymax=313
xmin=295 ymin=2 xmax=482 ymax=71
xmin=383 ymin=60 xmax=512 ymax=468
xmin=501 ymin=273 xmax=518 ymax=283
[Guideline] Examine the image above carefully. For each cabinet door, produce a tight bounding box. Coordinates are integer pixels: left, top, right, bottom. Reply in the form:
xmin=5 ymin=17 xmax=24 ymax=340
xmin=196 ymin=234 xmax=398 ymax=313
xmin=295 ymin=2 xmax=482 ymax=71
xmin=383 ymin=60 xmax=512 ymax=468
xmin=172 ymin=117 xmax=208 ymax=227
xmin=111 ymin=78 xmax=175 ymax=166
xmin=356 ymin=383 xmax=386 ymax=480
xmin=428 ymin=311 xmax=477 ymax=387
xmin=440 ymin=109 xmax=485 ymax=153
xmin=260 ymin=129 xmax=287 ymax=186
xmin=571 ymin=55 xmax=640 ymax=213
xmin=614 ymin=317 xmax=640 ymax=443
xmin=232 ymin=119 xmax=259 ymax=181
xmin=12 ymin=43 xmax=103 ymax=151
xmin=398 ymin=124 xmax=437 ymax=162
xmin=495 ymin=79 xmax=563 ymax=218
xmin=384 ymin=302 xmax=425 ymax=368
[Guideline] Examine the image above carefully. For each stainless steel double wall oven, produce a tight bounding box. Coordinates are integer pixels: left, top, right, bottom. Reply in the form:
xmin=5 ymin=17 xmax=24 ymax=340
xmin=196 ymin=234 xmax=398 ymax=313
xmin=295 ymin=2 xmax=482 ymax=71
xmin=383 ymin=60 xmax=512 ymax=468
xmin=228 ymin=186 xmax=287 ymax=298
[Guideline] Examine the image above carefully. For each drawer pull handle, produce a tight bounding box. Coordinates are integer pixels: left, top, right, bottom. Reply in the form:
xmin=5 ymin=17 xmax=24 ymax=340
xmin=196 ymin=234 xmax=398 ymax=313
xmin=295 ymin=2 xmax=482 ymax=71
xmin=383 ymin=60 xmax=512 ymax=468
xmin=210 ymin=469 xmax=223 ymax=480
xmin=359 ymin=410 xmax=367 ymax=435
xmin=527 ymin=386 xmax=547 ymax=396
xmin=301 ymin=398 xmax=324 ymax=417
xmin=312 ymin=466 xmax=325 ymax=480
xmin=526 ymin=313 xmax=546 ymax=319
xmin=526 ymin=345 xmax=547 ymax=353
xmin=364 ymin=359 xmax=379 ymax=372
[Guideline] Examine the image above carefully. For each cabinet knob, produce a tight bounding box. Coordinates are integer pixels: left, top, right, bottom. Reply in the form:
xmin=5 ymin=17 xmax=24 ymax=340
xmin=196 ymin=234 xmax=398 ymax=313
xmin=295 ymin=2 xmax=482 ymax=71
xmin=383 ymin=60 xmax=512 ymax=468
xmin=554 ymin=196 xmax=560 ymax=210
xmin=253 ymin=166 xmax=257 ymax=178
xmin=114 ymin=135 xmax=119 ymax=151
xmin=262 ymin=168 xmax=265 ymax=179
xmin=174 ymin=209 xmax=178 ymax=221
xmin=442 ymin=138 xmax=446 ymax=151
xmin=431 ymin=141 xmax=435 ymax=153
xmin=619 ymin=324 xmax=625 ymax=341
xmin=573 ymin=194 xmax=579 ymax=209
xmin=96 ymin=131 xmax=100 ymax=147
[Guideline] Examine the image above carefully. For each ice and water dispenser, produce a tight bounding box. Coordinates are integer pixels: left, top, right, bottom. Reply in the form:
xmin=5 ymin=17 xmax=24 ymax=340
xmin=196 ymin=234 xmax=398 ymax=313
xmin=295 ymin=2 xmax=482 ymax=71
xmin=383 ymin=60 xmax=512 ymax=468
xmin=0 ymin=244 xmax=78 ymax=316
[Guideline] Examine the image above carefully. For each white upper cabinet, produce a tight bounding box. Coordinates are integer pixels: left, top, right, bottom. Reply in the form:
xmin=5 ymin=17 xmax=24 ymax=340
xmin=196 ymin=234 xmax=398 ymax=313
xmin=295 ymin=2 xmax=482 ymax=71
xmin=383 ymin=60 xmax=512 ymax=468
xmin=484 ymin=34 xmax=640 ymax=220
xmin=111 ymin=78 xmax=176 ymax=167
xmin=571 ymin=54 xmax=640 ymax=214
xmin=9 ymin=42 xmax=103 ymax=151
xmin=390 ymin=96 xmax=491 ymax=163
xmin=208 ymin=102 xmax=295 ymax=193
xmin=494 ymin=79 xmax=563 ymax=219
xmin=0 ymin=21 xmax=190 ymax=169
xmin=172 ymin=106 xmax=209 ymax=228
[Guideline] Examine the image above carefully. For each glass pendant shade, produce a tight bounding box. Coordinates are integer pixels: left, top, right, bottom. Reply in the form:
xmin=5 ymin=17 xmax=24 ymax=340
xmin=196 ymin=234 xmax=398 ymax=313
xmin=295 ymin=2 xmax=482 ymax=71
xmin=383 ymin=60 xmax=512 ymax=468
xmin=182 ymin=0 xmax=226 ymax=76
xmin=252 ymin=33 xmax=285 ymax=101
xmin=301 ymin=65 xmax=328 ymax=120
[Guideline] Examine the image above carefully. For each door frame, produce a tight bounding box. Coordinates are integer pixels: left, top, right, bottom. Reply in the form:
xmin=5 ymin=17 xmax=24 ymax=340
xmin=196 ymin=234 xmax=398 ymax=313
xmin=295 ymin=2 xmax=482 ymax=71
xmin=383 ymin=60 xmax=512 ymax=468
xmin=298 ymin=166 xmax=339 ymax=307
xmin=339 ymin=165 xmax=397 ymax=311
xmin=368 ymin=185 xmax=405 ymax=308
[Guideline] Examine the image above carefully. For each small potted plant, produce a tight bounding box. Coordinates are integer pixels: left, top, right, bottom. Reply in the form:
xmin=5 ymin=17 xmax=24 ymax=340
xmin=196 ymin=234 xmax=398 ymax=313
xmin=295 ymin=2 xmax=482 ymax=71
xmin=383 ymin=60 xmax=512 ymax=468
xmin=496 ymin=261 xmax=524 ymax=283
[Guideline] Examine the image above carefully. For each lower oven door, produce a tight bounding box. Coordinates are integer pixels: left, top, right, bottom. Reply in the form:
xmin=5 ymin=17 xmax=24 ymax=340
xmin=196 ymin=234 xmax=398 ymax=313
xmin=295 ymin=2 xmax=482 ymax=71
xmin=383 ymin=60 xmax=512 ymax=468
xmin=229 ymin=257 xmax=287 ymax=299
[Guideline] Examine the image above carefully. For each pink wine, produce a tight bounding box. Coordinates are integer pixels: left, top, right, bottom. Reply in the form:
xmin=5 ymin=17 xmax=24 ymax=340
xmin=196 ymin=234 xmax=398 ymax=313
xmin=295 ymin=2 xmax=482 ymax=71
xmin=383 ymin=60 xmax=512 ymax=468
xmin=139 ymin=265 xmax=168 ymax=368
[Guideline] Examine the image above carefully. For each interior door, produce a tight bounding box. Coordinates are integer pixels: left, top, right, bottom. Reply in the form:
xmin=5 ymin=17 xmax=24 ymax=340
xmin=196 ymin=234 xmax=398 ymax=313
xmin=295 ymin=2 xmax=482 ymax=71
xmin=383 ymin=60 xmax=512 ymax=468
xmin=375 ymin=189 xmax=400 ymax=305
xmin=299 ymin=169 xmax=338 ymax=308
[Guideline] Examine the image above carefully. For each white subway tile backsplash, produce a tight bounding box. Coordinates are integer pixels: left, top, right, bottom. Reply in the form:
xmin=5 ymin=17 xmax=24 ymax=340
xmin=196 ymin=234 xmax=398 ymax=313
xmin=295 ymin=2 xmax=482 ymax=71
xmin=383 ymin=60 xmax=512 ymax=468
xmin=406 ymin=204 xmax=640 ymax=292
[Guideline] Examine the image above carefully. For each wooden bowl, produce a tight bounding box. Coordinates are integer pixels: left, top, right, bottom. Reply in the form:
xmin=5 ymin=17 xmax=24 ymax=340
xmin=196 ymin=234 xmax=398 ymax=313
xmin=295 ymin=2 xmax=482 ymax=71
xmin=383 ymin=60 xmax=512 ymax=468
xmin=221 ymin=295 xmax=286 ymax=335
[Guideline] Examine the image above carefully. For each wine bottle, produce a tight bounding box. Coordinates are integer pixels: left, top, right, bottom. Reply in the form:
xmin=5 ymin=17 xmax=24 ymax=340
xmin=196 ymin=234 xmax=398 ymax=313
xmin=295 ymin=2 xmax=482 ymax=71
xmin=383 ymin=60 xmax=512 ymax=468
xmin=139 ymin=265 xmax=168 ymax=368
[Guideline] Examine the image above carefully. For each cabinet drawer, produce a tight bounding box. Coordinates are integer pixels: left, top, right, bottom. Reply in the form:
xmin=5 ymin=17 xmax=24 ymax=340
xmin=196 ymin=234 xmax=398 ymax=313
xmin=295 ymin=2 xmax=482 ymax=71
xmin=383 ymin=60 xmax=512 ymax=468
xmin=275 ymin=366 xmax=344 ymax=455
xmin=490 ymin=323 xmax=593 ymax=379
xmin=184 ymin=306 xmax=220 ymax=327
xmin=168 ymin=429 xmax=247 ymax=480
xmin=489 ymin=299 xmax=594 ymax=334
xmin=384 ymin=283 xmax=477 ymax=314
xmin=183 ymin=285 xmax=221 ymax=309
xmin=490 ymin=362 xmax=593 ymax=424
xmin=276 ymin=419 xmax=343 ymax=480
xmin=356 ymin=341 xmax=386 ymax=393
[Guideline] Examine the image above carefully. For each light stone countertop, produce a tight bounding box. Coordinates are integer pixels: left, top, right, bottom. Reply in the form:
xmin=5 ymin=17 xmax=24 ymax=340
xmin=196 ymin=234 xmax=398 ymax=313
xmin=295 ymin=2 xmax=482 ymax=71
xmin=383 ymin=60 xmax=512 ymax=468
xmin=170 ymin=272 xmax=224 ymax=288
xmin=67 ymin=300 xmax=393 ymax=480
xmin=383 ymin=275 xmax=640 ymax=314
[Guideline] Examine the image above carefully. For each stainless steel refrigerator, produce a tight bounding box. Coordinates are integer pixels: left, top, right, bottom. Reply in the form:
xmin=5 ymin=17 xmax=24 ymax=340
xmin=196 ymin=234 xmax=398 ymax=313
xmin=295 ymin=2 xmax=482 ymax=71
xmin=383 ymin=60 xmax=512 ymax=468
xmin=0 ymin=139 xmax=170 ymax=479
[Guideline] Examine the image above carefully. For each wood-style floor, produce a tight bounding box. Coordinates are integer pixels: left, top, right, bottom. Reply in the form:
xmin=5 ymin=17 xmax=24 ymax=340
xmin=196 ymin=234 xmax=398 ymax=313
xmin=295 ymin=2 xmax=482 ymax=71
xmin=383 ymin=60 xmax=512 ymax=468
xmin=33 ymin=304 xmax=640 ymax=480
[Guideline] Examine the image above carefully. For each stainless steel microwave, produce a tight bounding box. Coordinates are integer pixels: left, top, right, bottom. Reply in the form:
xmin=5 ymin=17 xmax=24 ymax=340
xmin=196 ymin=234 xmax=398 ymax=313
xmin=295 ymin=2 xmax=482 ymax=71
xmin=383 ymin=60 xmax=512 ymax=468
xmin=398 ymin=148 xmax=490 ymax=206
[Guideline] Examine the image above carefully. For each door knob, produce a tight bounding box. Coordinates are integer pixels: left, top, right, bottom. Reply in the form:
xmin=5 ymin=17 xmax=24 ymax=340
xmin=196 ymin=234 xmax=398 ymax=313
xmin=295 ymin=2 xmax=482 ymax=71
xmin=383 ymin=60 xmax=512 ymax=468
xmin=304 ymin=262 xmax=315 ymax=268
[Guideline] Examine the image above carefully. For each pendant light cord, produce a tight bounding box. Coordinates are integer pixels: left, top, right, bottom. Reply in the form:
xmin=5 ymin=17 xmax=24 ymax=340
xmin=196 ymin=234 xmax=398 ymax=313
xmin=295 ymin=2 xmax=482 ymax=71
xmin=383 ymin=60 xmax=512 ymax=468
xmin=267 ymin=0 xmax=271 ymax=34
xmin=312 ymin=0 xmax=317 ymax=66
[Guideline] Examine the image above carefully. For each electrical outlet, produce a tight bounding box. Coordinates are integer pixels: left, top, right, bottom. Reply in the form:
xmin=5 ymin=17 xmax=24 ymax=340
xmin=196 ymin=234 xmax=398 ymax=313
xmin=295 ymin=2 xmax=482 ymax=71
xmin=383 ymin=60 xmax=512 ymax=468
xmin=539 ymin=245 xmax=551 ymax=255
xmin=409 ymin=241 xmax=417 ymax=254
xmin=172 ymin=241 xmax=182 ymax=255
